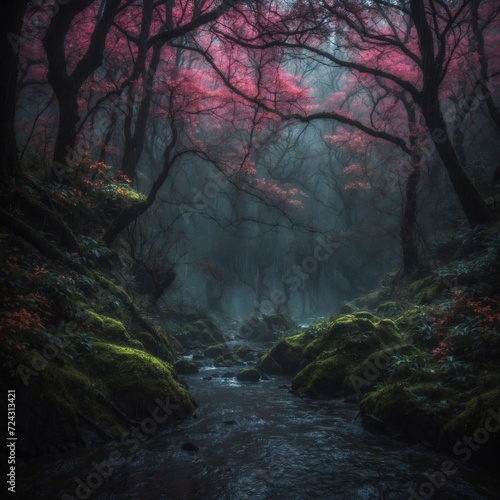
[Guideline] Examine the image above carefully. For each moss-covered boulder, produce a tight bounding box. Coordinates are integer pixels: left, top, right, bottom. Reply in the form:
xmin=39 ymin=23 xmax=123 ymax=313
xmin=346 ymin=344 xmax=419 ymax=396
xmin=257 ymin=313 xmax=403 ymax=398
xmin=203 ymin=343 xmax=226 ymax=358
xmin=214 ymin=352 xmax=241 ymax=367
xmin=173 ymin=359 xmax=199 ymax=374
xmin=237 ymin=368 xmax=261 ymax=382
xmin=439 ymin=388 xmax=500 ymax=466
xmin=85 ymin=343 xmax=196 ymax=420
xmin=360 ymin=382 xmax=462 ymax=444
xmin=176 ymin=318 xmax=227 ymax=348
xmin=256 ymin=332 xmax=310 ymax=376
xmin=12 ymin=342 xmax=196 ymax=459
xmin=86 ymin=310 xmax=130 ymax=343
xmin=292 ymin=315 xmax=402 ymax=398
xmin=238 ymin=313 xmax=295 ymax=342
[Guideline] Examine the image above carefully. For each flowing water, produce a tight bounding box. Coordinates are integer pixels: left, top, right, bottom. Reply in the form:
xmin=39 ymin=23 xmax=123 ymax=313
xmin=18 ymin=350 xmax=500 ymax=500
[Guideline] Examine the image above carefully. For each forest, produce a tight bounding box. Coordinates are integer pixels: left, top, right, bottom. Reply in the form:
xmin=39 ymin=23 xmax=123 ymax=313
xmin=1 ymin=0 xmax=500 ymax=498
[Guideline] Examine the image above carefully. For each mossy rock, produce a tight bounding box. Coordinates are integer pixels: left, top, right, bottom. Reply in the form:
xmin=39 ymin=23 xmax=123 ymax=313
xmin=338 ymin=302 xmax=356 ymax=314
xmin=85 ymin=343 xmax=196 ymax=421
xmin=235 ymin=345 xmax=253 ymax=359
xmin=354 ymin=288 xmax=390 ymax=310
xmin=86 ymin=310 xmax=130 ymax=343
xmin=408 ymin=274 xmax=435 ymax=295
xmin=11 ymin=343 xmax=195 ymax=458
xmin=239 ymin=313 xmax=295 ymax=342
xmin=256 ymin=332 xmax=309 ymax=376
xmin=420 ymin=282 xmax=447 ymax=304
xmin=292 ymin=354 xmax=351 ymax=398
xmin=439 ymin=388 xmax=500 ymax=466
xmin=132 ymin=329 xmax=178 ymax=363
xmin=214 ymin=352 xmax=240 ymax=367
xmin=260 ymin=313 xmax=403 ymax=398
xmin=177 ymin=318 xmax=226 ymax=348
xmin=203 ymin=343 xmax=226 ymax=358
xmin=256 ymin=353 xmax=283 ymax=375
xmin=360 ymin=382 xmax=450 ymax=443
xmin=346 ymin=344 xmax=418 ymax=396
xmin=237 ymin=368 xmax=261 ymax=382
xmin=173 ymin=359 xmax=199 ymax=375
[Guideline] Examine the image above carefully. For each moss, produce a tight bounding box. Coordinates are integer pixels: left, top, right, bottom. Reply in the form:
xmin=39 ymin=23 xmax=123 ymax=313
xmin=439 ymin=388 xmax=500 ymax=466
xmin=237 ymin=368 xmax=261 ymax=382
xmin=85 ymin=343 xmax=196 ymax=419
xmin=258 ymin=313 xmax=403 ymax=393
xmin=408 ymin=274 xmax=434 ymax=295
xmin=235 ymin=345 xmax=253 ymax=359
xmin=420 ymin=282 xmax=446 ymax=304
xmin=214 ymin=352 xmax=240 ymax=367
xmin=354 ymin=311 xmax=377 ymax=321
xmin=286 ymin=314 xmax=403 ymax=398
xmin=256 ymin=353 xmax=283 ymax=375
xmin=346 ymin=344 xmax=418 ymax=395
xmin=173 ymin=359 xmax=199 ymax=374
xmin=355 ymin=288 xmax=389 ymax=309
xmin=338 ymin=302 xmax=356 ymax=314
xmin=86 ymin=310 xmax=130 ymax=343
xmin=203 ymin=343 xmax=226 ymax=358
xmin=239 ymin=313 xmax=295 ymax=342
xmin=256 ymin=332 xmax=309 ymax=375
xmin=360 ymin=381 xmax=462 ymax=444
xmin=177 ymin=318 xmax=226 ymax=348
xmin=375 ymin=318 xmax=401 ymax=343
xmin=132 ymin=329 xmax=177 ymax=363
xmin=479 ymin=372 xmax=500 ymax=391
xmin=292 ymin=354 xmax=350 ymax=398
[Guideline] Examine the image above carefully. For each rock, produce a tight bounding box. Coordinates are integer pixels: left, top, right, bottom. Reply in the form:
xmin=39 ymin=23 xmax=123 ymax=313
xmin=236 ymin=368 xmax=261 ymax=382
xmin=224 ymin=420 xmax=237 ymax=425
xmin=238 ymin=313 xmax=296 ymax=342
xmin=261 ymin=374 xmax=270 ymax=381
xmin=222 ymin=372 xmax=236 ymax=378
xmin=182 ymin=442 xmax=199 ymax=452
xmin=243 ymin=352 xmax=256 ymax=362
xmin=203 ymin=344 xmax=226 ymax=358
xmin=278 ymin=384 xmax=289 ymax=390
xmin=203 ymin=376 xmax=213 ymax=381
xmin=177 ymin=318 xmax=227 ymax=349
xmin=173 ymin=359 xmax=199 ymax=375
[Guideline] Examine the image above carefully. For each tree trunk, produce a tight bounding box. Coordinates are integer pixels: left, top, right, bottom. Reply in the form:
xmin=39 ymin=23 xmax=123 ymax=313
xmin=410 ymin=0 xmax=493 ymax=228
xmin=43 ymin=0 xmax=120 ymax=169
xmin=401 ymin=166 xmax=421 ymax=273
xmin=0 ymin=0 xmax=28 ymax=182
xmin=419 ymin=97 xmax=493 ymax=227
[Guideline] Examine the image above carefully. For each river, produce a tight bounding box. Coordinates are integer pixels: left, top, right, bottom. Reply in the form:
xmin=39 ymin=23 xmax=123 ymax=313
xmin=17 ymin=351 xmax=500 ymax=500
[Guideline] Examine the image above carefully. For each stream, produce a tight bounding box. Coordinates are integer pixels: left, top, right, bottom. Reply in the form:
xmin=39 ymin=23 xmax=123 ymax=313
xmin=18 ymin=346 xmax=500 ymax=500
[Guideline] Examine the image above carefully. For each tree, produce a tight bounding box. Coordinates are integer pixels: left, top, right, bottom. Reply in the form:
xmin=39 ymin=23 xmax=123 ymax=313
xmin=209 ymin=0 xmax=498 ymax=227
xmin=1 ymin=0 xmax=29 ymax=181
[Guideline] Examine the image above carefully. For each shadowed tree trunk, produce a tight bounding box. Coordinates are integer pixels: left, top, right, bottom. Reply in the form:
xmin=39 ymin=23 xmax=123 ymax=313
xmin=1 ymin=0 xmax=28 ymax=182
xmin=43 ymin=0 xmax=121 ymax=168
